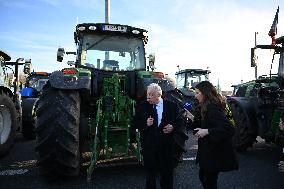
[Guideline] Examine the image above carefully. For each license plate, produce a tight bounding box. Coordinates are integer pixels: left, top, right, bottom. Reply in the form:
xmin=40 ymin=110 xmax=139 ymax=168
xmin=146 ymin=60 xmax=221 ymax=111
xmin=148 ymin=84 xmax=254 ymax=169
xmin=103 ymin=25 xmax=127 ymax=32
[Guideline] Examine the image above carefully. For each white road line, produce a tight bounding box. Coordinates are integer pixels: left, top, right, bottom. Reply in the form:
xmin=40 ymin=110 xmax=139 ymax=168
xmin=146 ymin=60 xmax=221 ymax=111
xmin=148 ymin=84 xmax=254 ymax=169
xmin=183 ymin=157 xmax=196 ymax=161
xmin=0 ymin=169 xmax=29 ymax=176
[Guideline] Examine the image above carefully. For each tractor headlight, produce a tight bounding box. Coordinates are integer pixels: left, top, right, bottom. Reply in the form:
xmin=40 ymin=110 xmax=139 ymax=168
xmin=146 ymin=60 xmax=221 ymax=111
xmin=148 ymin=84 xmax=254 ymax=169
xmin=89 ymin=26 xmax=97 ymax=31
xmin=77 ymin=26 xmax=86 ymax=31
xmin=132 ymin=30 xmax=140 ymax=34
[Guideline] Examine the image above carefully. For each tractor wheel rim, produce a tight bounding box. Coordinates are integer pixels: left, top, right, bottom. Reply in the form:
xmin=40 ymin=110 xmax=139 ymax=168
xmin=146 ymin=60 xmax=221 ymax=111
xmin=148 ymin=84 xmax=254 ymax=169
xmin=0 ymin=105 xmax=12 ymax=144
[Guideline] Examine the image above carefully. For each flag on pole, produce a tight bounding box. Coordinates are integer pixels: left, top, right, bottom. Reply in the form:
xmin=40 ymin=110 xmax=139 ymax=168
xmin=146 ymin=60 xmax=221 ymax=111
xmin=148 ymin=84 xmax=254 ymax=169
xmin=269 ymin=6 xmax=279 ymax=45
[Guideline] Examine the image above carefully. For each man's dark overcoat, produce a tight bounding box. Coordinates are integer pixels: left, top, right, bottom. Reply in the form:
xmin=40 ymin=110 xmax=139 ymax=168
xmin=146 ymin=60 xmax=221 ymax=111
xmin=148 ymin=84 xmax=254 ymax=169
xmin=133 ymin=99 xmax=179 ymax=170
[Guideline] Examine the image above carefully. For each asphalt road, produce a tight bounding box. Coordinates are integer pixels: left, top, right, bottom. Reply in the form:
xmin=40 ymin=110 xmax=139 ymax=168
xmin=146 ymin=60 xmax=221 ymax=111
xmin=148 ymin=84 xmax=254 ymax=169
xmin=0 ymin=133 xmax=283 ymax=189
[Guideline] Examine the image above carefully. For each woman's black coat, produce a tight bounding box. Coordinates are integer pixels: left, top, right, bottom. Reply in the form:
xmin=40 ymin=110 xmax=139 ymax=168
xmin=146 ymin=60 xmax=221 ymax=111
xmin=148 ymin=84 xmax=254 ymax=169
xmin=193 ymin=104 xmax=239 ymax=172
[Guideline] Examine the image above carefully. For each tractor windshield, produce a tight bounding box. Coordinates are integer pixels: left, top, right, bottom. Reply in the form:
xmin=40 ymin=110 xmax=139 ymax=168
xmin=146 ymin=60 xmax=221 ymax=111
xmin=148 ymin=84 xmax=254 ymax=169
xmin=176 ymin=72 xmax=208 ymax=89
xmin=80 ymin=34 xmax=146 ymax=71
xmin=187 ymin=74 xmax=207 ymax=86
xmin=176 ymin=73 xmax=185 ymax=88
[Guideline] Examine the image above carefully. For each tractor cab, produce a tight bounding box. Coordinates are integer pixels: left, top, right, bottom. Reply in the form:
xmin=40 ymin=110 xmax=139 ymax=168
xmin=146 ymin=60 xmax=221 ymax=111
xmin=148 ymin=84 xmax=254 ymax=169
xmin=175 ymin=69 xmax=210 ymax=97
xmin=57 ymin=23 xmax=148 ymax=71
xmin=176 ymin=69 xmax=210 ymax=89
xmin=20 ymin=71 xmax=50 ymax=98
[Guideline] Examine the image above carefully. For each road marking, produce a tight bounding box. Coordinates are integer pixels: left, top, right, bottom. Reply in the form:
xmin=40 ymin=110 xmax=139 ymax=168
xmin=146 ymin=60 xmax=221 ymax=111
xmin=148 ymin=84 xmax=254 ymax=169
xmin=183 ymin=157 xmax=196 ymax=161
xmin=0 ymin=169 xmax=29 ymax=176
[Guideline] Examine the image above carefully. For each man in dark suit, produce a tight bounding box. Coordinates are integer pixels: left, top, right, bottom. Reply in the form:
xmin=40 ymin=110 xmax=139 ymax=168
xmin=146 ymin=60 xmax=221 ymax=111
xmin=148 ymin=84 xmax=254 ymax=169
xmin=133 ymin=83 xmax=179 ymax=189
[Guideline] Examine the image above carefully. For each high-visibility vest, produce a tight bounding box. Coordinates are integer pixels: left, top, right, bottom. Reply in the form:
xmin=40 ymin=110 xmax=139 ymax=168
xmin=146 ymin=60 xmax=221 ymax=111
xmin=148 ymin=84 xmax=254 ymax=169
xmin=225 ymin=103 xmax=236 ymax=127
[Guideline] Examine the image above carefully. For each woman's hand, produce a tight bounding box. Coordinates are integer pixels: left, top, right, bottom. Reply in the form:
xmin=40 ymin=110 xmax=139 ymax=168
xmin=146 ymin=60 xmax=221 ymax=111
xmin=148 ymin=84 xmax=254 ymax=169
xmin=194 ymin=128 xmax=209 ymax=138
xmin=183 ymin=109 xmax=194 ymax=121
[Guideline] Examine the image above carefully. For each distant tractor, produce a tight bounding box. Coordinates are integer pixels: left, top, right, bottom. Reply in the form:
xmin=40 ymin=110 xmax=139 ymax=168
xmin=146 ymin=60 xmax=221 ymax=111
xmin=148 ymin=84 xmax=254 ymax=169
xmin=20 ymin=71 xmax=50 ymax=139
xmin=228 ymin=7 xmax=284 ymax=151
xmin=176 ymin=68 xmax=210 ymax=95
xmin=163 ymin=69 xmax=210 ymax=111
xmin=35 ymin=23 xmax=177 ymax=179
xmin=20 ymin=71 xmax=50 ymax=98
xmin=176 ymin=69 xmax=210 ymax=89
xmin=0 ymin=50 xmax=31 ymax=156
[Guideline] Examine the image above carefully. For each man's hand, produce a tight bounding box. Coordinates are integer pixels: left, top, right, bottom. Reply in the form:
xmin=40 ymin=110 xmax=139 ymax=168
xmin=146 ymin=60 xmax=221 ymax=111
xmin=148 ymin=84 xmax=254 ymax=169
xmin=147 ymin=116 xmax=154 ymax=126
xmin=194 ymin=128 xmax=209 ymax=138
xmin=163 ymin=124 xmax=174 ymax=134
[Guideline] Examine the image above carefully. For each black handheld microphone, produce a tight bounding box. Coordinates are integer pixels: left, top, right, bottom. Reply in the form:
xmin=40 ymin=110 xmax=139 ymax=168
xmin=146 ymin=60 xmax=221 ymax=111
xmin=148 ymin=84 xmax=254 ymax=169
xmin=177 ymin=102 xmax=193 ymax=119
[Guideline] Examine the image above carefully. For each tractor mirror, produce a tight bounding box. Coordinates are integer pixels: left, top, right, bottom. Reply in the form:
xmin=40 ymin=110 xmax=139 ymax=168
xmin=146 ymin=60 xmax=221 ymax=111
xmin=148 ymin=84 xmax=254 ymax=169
xmin=23 ymin=60 xmax=32 ymax=74
xmin=149 ymin=53 xmax=155 ymax=66
xmin=57 ymin=47 xmax=65 ymax=62
xmin=251 ymin=48 xmax=257 ymax=67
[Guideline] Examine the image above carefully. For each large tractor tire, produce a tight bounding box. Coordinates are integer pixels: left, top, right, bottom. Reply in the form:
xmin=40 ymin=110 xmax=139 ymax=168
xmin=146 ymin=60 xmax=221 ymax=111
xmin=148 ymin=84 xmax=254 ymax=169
xmin=230 ymin=102 xmax=257 ymax=152
xmin=0 ymin=92 xmax=17 ymax=156
xmin=35 ymin=87 xmax=81 ymax=177
xmin=22 ymin=98 xmax=38 ymax=140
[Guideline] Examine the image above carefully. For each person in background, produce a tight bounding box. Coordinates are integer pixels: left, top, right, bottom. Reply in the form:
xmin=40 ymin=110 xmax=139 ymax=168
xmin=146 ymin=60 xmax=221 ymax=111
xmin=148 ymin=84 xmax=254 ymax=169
xmin=133 ymin=83 xmax=179 ymax=189
xmin=184 ymin=81 xmax=238 ymax=189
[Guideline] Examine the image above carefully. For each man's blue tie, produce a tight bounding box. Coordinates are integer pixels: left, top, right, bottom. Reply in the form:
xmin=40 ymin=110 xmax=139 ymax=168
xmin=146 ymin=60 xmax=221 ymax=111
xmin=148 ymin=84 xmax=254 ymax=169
xmin=153 ymin=104 xmax=158 ymax=127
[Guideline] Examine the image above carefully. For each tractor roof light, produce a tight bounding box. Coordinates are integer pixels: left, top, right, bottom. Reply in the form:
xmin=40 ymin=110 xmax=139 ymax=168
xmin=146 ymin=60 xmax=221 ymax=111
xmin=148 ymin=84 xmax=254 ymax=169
xmin=77 ymin=26 xmax=86 ymax=31
xmin=89 ymin=26 xmax=97 ymax=30
xmin=132 ymin=30 xmax=140 ymax=34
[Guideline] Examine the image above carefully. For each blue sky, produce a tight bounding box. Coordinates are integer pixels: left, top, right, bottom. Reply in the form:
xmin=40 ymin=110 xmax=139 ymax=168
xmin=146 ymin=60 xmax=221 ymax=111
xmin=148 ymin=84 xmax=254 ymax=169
xmin=0 ymin=0 xmax=283 ymax=90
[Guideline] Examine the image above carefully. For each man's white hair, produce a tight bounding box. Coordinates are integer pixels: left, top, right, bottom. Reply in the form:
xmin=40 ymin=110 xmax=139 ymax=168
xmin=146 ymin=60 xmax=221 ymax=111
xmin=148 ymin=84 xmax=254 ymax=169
xmin=147 ymin=83 xmax=162 ymax=96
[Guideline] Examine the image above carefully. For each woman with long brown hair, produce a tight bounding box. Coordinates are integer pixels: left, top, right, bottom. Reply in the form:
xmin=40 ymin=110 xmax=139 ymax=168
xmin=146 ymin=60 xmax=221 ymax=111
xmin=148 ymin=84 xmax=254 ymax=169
xmin=186 ymin=81 xmax=238 ymax=189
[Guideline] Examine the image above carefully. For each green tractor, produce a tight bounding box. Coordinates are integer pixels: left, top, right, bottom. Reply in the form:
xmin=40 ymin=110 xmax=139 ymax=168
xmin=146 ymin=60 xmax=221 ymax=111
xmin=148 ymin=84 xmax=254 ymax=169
xmin=0 ymin=50 xmax=31 ymax=156
xmin=163 ymin=68 xmax=210 ymax=111
xmin=176 ymin=69 xmax=210 ymax=91
xmin=176 ymin=69 xmax=210 ymax=96
xmin=228 ymin=7 xmax=284 ymax=151
xmin=35 ymin=23 xmax=176 ymax=179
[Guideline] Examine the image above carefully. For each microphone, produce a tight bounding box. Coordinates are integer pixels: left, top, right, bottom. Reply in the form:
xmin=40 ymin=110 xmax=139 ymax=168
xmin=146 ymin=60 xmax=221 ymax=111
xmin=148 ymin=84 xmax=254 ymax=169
xmin=177 ymin=102 xmax=193 ymax=119
xmin=176 ymin=102 xmax=194 ymax=132
xmin=183 ymin=102 xmax=193 ymax=111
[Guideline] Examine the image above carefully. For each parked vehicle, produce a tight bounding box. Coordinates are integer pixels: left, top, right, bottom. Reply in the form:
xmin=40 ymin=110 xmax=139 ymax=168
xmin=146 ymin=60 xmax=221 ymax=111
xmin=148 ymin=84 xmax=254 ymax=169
xmin=35 ymin=23 xmax=177 ymax=179
xmin=228 ymin=7 xmax=284 ymax=151
xmin=164 ymin=68 xmax=210 ymax=111
xmin=20 ymin=71 xmax=50 ymax=139
xmin=0 ymin=50 xmax=31 ymax=156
